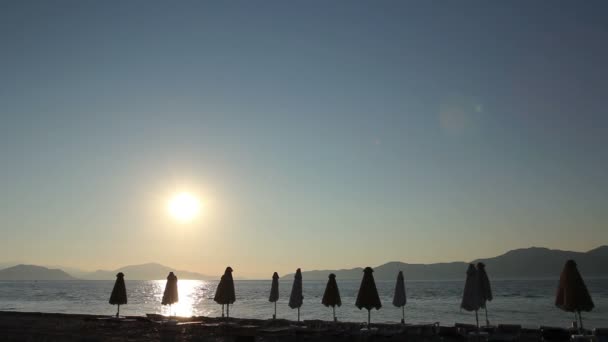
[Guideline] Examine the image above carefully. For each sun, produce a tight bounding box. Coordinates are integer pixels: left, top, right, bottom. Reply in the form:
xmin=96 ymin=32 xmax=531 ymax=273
xmin=167 ymin=192 xmax=201 ymax=223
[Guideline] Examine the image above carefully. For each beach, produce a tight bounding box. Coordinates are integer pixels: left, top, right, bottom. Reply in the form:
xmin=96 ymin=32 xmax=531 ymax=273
xmin=0 ymin=311 xmax=588 ymax=342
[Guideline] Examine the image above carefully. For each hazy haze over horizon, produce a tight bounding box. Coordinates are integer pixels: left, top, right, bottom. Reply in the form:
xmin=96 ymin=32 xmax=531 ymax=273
xmin=1 ymin=1 xmax=607 ymax=278
xmin=2 ymin=244 xmax=605 ymax=278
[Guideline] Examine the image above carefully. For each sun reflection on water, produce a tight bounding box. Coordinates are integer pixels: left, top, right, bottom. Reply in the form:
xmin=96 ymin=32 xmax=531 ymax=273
xmin=153 ymin=279 xmax=212 ymax=317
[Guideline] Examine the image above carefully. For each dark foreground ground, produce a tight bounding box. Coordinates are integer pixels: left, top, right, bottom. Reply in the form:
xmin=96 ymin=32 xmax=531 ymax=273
xmin=0 ymin=311 xmax=592 ymax=342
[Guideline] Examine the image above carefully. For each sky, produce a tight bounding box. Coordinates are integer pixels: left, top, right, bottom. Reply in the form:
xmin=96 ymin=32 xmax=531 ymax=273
xmin=0 ymin=1 xmax=607 ymax=278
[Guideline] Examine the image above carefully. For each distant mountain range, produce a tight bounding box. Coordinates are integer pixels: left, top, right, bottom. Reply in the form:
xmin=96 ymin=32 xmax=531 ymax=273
xmin=79 ymin=263 xmax=213 ymax=280
xmin=0 ymin=262 xmax=213 ymax=281
xmin=0 ymin=265 xmax=77 ymax=280
xmin=1 ymin=246 xmax=606 ymax=281
xmin=285 ymin=246 xmax=608 ymax=281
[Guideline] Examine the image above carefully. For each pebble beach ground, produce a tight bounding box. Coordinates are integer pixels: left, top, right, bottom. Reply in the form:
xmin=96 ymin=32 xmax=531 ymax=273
xmin=1 ymin=311 xmax=590 ymax=342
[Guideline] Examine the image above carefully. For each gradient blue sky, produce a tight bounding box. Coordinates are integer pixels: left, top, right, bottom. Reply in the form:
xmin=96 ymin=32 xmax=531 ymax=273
xmin=1 ymin=1 xmax=607 ymax=278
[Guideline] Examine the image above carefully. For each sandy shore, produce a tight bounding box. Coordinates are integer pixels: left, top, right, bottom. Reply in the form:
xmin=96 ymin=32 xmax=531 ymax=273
xmin=0 ymin=311 xmax=577 ymax=342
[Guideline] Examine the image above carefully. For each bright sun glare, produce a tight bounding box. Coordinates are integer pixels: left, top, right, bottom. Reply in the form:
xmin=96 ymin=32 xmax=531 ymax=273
xmin=167 ymin=192 xmax=201 ymax=223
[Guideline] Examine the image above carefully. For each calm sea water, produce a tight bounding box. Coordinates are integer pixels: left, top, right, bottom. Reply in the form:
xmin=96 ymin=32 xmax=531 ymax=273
xmin=0 ymin=279 xmax=606 ymax=328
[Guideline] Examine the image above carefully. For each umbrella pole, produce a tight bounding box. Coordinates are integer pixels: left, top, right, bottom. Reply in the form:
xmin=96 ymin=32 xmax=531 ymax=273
xmin=221 ymin=304 xmax=224 ymax=318
xmin=485 ymin=307 xmax=489 ymax=327
xmin=273 ymin=302 xmax=276 ymax=319
xmin=475 ymin=310 xmax=481 ymax=342
xmin=333 ymin=306 xmax=336 ymax=322
xmin=116 ymin=304 xmax=120 ymax=318
xmin=367 ymin=309 xmax=371 ymax=327
xmin=227 ymin=304 xmax=230 ymax=318
xmin=578 ymin=311 xmax=584 ymax=334
xmin=402 ymin=305 xmax=405 ymax=324
xmin=297 ymin=307 xmax=300 ymax=322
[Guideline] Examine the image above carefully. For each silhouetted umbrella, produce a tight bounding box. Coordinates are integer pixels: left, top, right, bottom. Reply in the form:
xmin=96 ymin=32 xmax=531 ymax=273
xmin=555 ymin=260 xmax=594 ymax=332
xmin=392 ymin=271 xmax=406 ymax=324
xmin=161 ymin=272 xmax=179 ymax=317
xmin=214 ymin=266 xmax=236 ymax=318
xmin=356 ymin=267 xmax=382 ymax=326
xmin=215 ymin=274 xmax=226 ymax=316
xmin=269 ymin=272 xmax=279 ymax=319
xmin=322 ymin=273 xmax=341 ymax=322
xmin=477 ymin=263 xmax=493 ymax=326
xmin=461 ymin=264 xmax=481 ymax=328
xmin=109 ymin=272 xmax=127 ymax=318
xmin=288 ymin=268 xmax=303 ymax=321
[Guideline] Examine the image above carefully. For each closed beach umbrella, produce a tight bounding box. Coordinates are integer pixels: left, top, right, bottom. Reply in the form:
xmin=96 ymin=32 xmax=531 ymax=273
xmin=215 ymin=274 xmax=226 ymax=316
xmin=461 ymin=264 xmax=481 ymax=328
xmin=477 ymin=263 xmax=493 ymax=326
xmin=161 ymin=272 xmax=179 ymax=316
xmin=269 ymin=272 xmax=279 ymax=319
xmin=356 ymin=267 xmax=382 ymax=326
xmin=288 ymin=268 xmax=303 ymax=321
xmin=322 ymin=273 xmax=341 ymax=322
xmin=555 ymin=260 xmax=594 ymax=332
xmin=392 ymin=271 xmax=406 ymax=324
xmin=214 ymin=266 xmax=236 ymax=318
xmin=109 ymin=272 xmax=127 ymax=318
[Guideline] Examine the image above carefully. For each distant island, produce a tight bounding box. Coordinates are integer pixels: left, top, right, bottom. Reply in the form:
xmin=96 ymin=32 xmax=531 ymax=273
xmin=80 ymin=262 xmax=214 ymax=281
xmin=1 ymin=246 xmax=606 ymax=281
xmin=0 ymin=265 xmax=77 ymax=281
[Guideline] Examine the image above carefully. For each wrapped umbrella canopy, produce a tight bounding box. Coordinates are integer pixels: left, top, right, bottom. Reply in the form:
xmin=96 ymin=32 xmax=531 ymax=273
xmin=461 ymin=264 xmax=481 ymax=329
xmin=461 ymin=264 xmax=480 ymax=312
xmin=356 ymin=267 xmax=381 ymax=326
xmin=322 ymin=273 xmax=341 ymax=322
xmin=392 ymin=271 xmax=406 ymax=308
xmin=392 ymin=271 xmax=406 ymax=323
xmin=214 ymin=267 xmax=236 ymax=318
xmin=356 ymin=267 xmax=381 ymax=311
xmin=555 ymin=260 xmax=594 ymax=312
xmin=269 ymin=272 xmax=279 ymax=319
xmin=288 ymin=268 xmax=303 ymax=309
xmin=269 ymin=272 xmax=280 ymax=303
xmin=556 ymin=260 xmax=594 ymax=331
xmin=109 ymin=272 xmax=127 ymax=305
xmin=477 ymin=262 xmax=493 ymax=326
xmin=161 ymin=272 xmax=178 ymax=305
xmin=289 ymin=269 xmax=304 ymax=321
xmin=476 ymin=263 xmax=493 ymax=307
xmin=322 ymin=273 xmax=341 ymax=307
xmin=214 ymin=267 xmax=236 ymax=305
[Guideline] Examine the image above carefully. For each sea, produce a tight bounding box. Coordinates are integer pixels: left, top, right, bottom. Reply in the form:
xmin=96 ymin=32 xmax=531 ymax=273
xmin=0 ymin=278 xmax=606 ymax=328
